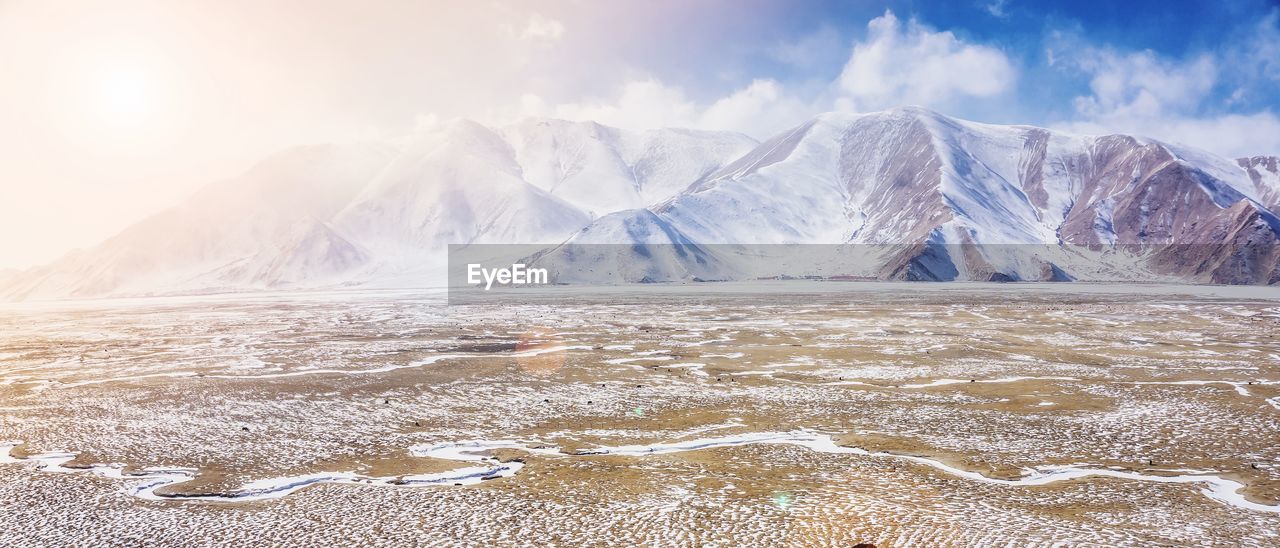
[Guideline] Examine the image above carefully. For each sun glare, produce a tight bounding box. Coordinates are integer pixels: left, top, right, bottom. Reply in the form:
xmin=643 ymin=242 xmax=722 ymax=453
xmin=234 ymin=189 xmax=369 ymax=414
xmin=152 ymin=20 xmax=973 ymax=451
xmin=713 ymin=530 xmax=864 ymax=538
xmin=91 ymin=66 xmax=154 ymax=126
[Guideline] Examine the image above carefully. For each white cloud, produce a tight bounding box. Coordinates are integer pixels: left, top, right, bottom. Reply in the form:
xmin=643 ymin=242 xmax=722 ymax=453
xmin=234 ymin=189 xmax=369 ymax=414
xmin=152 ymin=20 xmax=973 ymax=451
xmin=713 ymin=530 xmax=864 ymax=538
xmin=508 ymin=10 xmax=1018 ymax=138
xmin=530 ymin=79 xmax=699 ymax=130
xmin=1060 ymin=112 xmax=1280 ymax=161
xmin=1054 ymin=33 xmax=1279 ymax=158
xmin=985 ymin=0 xmax=1009 ymax=18
xmin=835 ymin=10 xmax=1016 ymax=112
xmin=768 ymin=25 xmax=842 ymax=68
xmin=1220 ymin=9 xmax=1280 ymax=106
xmin=503 ymin=9 xmax=1277 ymax=159
xmin=1248 ymin=10 xmax=1280 ymax=82
xmin=699 ymin=79 xmax=814 ymax=136
xmin=412 ymin=112 xmax=440 ymax=132
xmin=520 ymin=14 xmax=564 ymax=41
xmin=513 ymin=78 xmax=813 ymax=138
xmin=1070 ymin=50 xmax=1216 ymax=119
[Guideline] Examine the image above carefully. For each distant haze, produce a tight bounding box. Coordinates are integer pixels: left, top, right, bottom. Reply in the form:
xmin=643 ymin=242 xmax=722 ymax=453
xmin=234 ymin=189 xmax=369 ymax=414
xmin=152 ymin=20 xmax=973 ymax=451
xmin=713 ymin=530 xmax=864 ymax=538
xmin=2 ymin=0 xmax=1278 ymax=269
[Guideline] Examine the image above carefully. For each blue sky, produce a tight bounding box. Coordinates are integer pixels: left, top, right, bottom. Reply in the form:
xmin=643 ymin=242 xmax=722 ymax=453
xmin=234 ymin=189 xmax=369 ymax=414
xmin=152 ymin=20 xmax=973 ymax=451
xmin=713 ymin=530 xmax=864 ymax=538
xmin=508 ymin=0 xmax=1280 ymax=159
xmin=761 ymin=0 xmax=1279 ymax=118
xmin=1 ymin=0 xmax=1278 ymax=268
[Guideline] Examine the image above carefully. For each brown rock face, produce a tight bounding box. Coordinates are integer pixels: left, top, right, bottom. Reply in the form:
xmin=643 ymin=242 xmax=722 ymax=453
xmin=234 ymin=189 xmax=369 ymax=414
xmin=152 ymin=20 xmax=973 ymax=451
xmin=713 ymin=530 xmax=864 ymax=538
xmin=1148 ymin=201 xmax=1280 ymax=284
xmin=562 ymin=109 xmax=1280 ymax=284
xmin=1239 ymin=155 xmax=1280 ymax=211
xmin=838 ymin=113 xmax=951 ymax=245
xmin=7 ymin=108 xmax=1280 ymax=299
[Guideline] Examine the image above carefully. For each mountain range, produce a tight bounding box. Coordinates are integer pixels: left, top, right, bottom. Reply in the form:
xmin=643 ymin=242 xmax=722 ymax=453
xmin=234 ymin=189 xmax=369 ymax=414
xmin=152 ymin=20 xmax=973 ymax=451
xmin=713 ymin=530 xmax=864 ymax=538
xmin=6 ymin=107 xmax=1280 ymax=300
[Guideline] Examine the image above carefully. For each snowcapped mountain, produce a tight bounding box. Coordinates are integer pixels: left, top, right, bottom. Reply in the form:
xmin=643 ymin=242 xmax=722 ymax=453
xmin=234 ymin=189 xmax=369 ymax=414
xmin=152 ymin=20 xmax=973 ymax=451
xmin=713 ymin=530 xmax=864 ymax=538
xmin=327 ymin=120 xmax=592 ymax=280
xmin=5 ymin=107 xmax=1280 ymax=300
xmin=525 ymin=209 xmax=728 ymax=284
xmin=2 ymin=119 xmax=755 ymax=300
xmin=538 ymin=107 xmax=1280 ymax=284
xmin=648 ymin=107 xmax=1275 ymax=248
xmin=1239 ymin=155 xmax=1280 ymax=211
xmin=501 ymin=118 xmax=759 ymax=216
xmin=4 ymin=143 xmax=398 ymax=300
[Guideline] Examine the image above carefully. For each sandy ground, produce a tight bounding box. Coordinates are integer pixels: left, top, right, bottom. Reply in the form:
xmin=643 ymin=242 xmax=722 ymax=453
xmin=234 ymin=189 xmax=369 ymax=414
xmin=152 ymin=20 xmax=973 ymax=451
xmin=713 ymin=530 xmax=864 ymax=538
xmin=1 ymin=282 xmax=1279 ymax=546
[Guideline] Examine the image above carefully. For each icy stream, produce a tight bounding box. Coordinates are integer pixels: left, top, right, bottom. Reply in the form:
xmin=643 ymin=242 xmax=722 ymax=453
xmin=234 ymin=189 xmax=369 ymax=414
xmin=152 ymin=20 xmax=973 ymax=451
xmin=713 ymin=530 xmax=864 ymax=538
xmin=4 ymin=431 xmax=1278 ymax=512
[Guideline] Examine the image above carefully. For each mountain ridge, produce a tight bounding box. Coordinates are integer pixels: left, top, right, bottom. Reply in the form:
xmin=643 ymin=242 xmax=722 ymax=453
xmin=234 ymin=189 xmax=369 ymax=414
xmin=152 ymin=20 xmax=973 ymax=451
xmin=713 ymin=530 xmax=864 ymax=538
xmin=5 ymin=107 xmax=1280 ymax=300
xmin=2 ymin=118 xmax=756 ymax=300
xmin=546 ymin=106 xmax=1280 ymax=284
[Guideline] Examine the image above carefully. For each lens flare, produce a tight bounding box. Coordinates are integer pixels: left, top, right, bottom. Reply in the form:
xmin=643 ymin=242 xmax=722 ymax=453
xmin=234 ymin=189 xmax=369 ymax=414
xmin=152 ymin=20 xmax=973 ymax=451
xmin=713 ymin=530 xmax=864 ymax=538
xmin=771 ymin=491 xmax=794 ymax=510
xmin=515 ymin=327 xmax=566 ymax=376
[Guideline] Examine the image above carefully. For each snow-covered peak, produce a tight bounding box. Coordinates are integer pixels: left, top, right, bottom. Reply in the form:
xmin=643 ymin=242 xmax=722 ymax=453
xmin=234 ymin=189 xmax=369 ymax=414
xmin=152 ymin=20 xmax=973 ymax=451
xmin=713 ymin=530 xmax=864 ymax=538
xmin=9 ymin=109 xmax=1280 ymax=300
xmin=1237 ymin=155 xmax=1280 ymax=211
xmin=663 ymin=107 xmax=1278 ymax=246
xmin=498 ymin=117 xmax=757 ymax=215
xmin=562 ymin=209 xmax=697 ymax=246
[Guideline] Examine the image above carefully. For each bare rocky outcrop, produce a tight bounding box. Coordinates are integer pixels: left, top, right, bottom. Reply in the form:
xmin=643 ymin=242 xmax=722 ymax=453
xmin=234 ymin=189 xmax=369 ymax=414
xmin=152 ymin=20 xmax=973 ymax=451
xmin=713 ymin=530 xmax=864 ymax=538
xmin=562 ymin=107 xmax=1280 ymax=284
xmin=1239 ymin=155 xmax=1280 ymax=211
xmin=6 ymin=108 xmax=1279 ymax=300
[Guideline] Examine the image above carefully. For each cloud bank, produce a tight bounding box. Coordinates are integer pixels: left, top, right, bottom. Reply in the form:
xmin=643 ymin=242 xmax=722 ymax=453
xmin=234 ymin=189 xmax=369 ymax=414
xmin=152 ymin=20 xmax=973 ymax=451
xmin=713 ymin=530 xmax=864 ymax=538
xmin=504 ymin=8 xmax=1278 ymax=160
xmin=1051 ymin=12 xmax=1280 ymax=159
xmin=511 ymin=11 xmax=1018 ymax=139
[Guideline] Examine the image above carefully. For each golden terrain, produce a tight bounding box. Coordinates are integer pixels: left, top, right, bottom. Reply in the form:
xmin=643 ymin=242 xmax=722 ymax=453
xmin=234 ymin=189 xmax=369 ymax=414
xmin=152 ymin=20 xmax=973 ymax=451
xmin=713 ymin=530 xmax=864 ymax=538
xmin=1 ymin=283 xmax=1278 ymax=546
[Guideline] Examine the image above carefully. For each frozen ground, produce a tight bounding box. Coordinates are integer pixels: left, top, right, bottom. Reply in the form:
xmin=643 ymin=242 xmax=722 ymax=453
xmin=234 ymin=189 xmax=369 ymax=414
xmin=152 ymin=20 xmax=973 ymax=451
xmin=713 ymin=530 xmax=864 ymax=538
xmin=1 ymin=282 xmax=1279 ymax=546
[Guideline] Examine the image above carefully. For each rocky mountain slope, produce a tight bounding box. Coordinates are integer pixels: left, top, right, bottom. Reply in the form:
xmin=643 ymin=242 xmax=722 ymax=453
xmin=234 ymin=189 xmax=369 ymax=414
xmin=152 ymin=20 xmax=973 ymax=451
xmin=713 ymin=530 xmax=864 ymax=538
xmin=537 ymin=108 xmax=1280 ymax=285
xmin=6 ymin=107 xmax=1279 ymax=300
xmin=2 ymin=120 xmax=754 ymax=300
